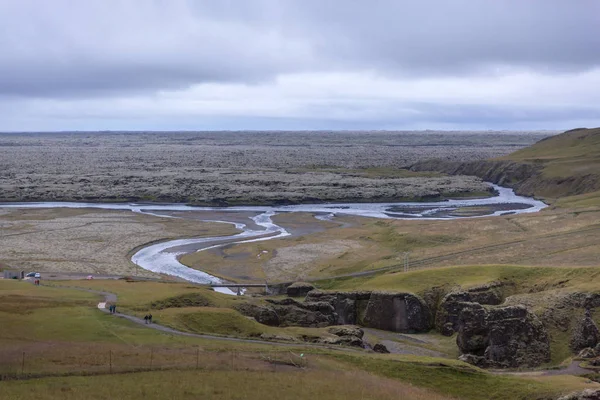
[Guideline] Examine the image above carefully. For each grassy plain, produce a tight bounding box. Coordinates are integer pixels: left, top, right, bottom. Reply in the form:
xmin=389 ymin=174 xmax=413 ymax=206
xmin=180 ymin=206 xmax=600 ymax=283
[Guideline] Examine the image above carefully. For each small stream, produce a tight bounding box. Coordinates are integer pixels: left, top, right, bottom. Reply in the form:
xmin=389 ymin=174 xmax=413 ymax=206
xmin=0 ymin=184 xmax=546 ymax=291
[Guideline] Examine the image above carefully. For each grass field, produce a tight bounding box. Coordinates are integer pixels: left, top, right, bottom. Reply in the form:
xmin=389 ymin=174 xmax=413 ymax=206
xmin=0 ymin=368 xmax=456 ymax=400
xmin=2 ymin=274 xmax=600 ymax=399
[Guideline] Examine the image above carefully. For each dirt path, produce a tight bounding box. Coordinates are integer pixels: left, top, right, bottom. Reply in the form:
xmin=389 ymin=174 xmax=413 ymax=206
xmin=493 ymin=361 xmax=595 ymax=377
xmin=363 ymin=328 xmax=447 ymax=358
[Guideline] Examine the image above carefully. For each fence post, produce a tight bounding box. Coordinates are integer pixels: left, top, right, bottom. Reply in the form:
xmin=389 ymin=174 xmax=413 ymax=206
xmin=21 ymin=352 xmax=25 ymax=375
xmin=196 ymin=348 xmax=199 ymax=369
xmin=150 ymin=348 xmax=153 ymax=368
xmin=109 ymin=350 xmax=112 ymax=374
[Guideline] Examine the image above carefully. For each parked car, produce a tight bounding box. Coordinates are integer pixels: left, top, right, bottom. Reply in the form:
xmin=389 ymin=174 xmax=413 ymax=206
xmin=34 ymin=273 xmax=41 ymax=278
xmin=25 ymin=272 xmax=36 ymax=278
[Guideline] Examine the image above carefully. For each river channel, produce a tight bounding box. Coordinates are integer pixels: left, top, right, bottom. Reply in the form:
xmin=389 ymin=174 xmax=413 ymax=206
xmin=0 ymin=185 xmax=546 ymax=292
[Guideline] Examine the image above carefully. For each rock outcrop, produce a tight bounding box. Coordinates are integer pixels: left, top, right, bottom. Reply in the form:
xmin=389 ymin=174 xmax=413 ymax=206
xmin=234 ymin=303 xmax=280 ymax=326
xmin=363 ymin=292 xmax=431 ymax=333
xmin=305 ymin=291 xmax=372 ymax=325
xmin=570 ymin=309 xmax=600 ymax=353
xmin=373 ymin=343 xmax=391 ymax=354
xmin=576 ymin=347 xmax=597 ymax=359
xmin=436 ymin=282 xmax=506 ymax=334
xmin=239 ymin=290 xmax=432 ymax=334
xmin=326 ymin=325 xmax=365 ymax=347
xmin=307 ymin=290 xmax=432 ymax=333
xmin=456 ymin=303 xmax=550 ymax=368
xmin=265 ymin=298 xmax=336 ymax=327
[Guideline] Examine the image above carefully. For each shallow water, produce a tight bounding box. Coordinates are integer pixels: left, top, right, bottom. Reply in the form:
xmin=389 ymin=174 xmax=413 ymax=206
xmin=0 ymin=184 xmax=546 ymax=289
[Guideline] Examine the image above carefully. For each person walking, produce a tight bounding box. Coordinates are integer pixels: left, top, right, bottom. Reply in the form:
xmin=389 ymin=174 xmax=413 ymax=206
xmin=148 ymin=313 xmax=153 ymax=324
xmin=144 ymin=314 xmax=149 ymax=324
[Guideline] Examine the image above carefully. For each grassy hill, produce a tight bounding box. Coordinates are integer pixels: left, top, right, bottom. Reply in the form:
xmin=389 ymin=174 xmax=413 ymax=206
xmin=411 ymin=127 xmax=600 ymax=206
xmin=501 ymin=128 xmax=600 ymax=205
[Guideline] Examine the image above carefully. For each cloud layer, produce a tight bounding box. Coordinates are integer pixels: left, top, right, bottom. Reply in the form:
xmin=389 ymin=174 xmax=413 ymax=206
xmin=1 ymin=0 xmax=599 ymax=130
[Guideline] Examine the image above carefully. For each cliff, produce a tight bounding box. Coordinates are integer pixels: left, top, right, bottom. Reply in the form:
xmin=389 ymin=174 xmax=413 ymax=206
xmin=411 ymin=128 xmax=600 ymax=205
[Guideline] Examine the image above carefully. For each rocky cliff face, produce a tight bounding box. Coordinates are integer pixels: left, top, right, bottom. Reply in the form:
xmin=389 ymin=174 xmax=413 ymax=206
xmin=410 ymin=160 xmax=542 ymax=197
xmin=307 ymin=291 xmax=432 ymax=333
xmin=410 ymin=128 xmax=600 ymax=201
xmin=456 ymin=303 xmax=551 ymax=368
xmin=238 ymin=290 xmax=432 ymax=334
xmin=436 ymin=282 xmax=506 ymax=335
xmin=570 ymin=309 xmax=600 ymax=352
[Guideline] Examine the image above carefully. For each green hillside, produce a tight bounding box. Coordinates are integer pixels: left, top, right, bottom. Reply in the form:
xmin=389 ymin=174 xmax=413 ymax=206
xmin=500 ymin=127 xmax=600 ymax=205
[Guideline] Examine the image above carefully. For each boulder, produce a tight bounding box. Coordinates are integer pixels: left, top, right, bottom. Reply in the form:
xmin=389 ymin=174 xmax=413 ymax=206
xmin=326 ymin=325 xmax=365 ymax=347
xmin=327 ymin=325 xmax=364 ymax=339
xmin=570 ymin=309 xmax=600 ymax=353
xmin=457 ymin=303 xmax=551 ymax=368
xmin=557 ymin=389 xmax=600 ymax=400
xmin=373 ymin=343 xmax=390 ymax=354
xmin=286 ymin=282 xmax=316 ymax=297
xmin=317 ymin=335 xmax=363 ymax=347
xmin=259 ymin=333 xmax=296 ymax=342
xmin=441 ymin=322 xmax=455 ymax=337
xmin=577 ymin=347 xmax=597 ymax=359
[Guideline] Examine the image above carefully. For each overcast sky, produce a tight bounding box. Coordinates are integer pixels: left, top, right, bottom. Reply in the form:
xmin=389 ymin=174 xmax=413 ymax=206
xmin=1 ymin=0 xmax=599 ymax=131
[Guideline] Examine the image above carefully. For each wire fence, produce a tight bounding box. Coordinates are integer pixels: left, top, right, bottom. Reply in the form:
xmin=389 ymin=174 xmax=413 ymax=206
xmin=0 ymin=345 xmax=309 ymax=381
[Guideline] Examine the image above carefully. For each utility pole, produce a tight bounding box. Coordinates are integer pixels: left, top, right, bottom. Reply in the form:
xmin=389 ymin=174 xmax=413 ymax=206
xmin=403 ymin=252 xmax=410 ymax=272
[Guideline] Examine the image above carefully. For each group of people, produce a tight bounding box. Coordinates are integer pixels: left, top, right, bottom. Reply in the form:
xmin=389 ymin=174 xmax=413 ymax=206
xmin=108 ymin=304 xmax=117 ymax=314
xmin=33 ymin=279 xmax=40 ymax=286
xmin=143 ymin=313 xmax=153 ymax=324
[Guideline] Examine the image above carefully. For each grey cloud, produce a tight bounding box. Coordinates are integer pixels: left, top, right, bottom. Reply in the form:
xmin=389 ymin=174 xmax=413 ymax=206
xmin=286 ymin=1 xmax=600 ymax=76
xmin=1 ymin=0 xmax=599 ymax=98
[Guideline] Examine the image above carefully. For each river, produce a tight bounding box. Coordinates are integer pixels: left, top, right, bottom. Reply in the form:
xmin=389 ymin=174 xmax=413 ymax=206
xmin=0 ymin=184 xmax=546 ymax=292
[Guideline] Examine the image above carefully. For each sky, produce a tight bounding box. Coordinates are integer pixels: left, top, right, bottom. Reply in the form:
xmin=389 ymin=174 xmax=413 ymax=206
xmin=0 ymin=0 xmax=599 ymax=131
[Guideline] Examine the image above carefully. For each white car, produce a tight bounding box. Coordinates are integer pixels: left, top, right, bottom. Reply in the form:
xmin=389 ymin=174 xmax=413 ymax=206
xmin=34 ymin=273 xmax=41 ymax=279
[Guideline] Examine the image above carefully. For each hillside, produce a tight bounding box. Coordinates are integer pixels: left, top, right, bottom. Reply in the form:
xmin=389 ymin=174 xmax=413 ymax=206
xmin=411 ymin=128 xmax=600 ymax=206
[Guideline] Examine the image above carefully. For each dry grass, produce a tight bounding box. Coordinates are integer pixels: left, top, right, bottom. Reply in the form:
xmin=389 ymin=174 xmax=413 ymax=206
xmin=182 ymin=206 xmax=600 ymax=283
xmin=0 ymin=368 xmax=456 ymax=400
xmin=0 ymin=208 xmax=236 ymax=276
